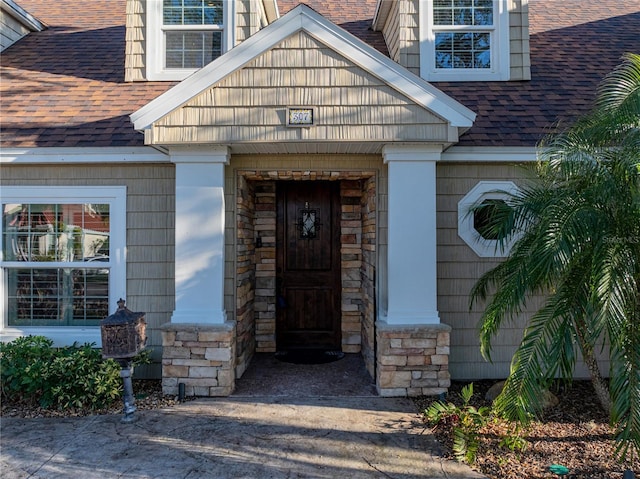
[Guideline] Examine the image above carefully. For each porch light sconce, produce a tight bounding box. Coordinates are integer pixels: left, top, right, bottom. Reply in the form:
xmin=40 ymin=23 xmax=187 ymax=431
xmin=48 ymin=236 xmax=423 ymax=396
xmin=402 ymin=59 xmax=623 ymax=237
xmin=255 ymin=233 xmax=263 ymax=248
xmin=297 ymin=202 xmax=322 ymax=239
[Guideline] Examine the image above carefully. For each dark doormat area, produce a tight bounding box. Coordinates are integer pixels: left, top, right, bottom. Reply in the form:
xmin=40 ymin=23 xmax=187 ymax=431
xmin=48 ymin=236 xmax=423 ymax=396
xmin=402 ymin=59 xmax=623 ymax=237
xmin=275 ymin=349 xmax=345 ymax=364
xmin=234 ymin=353 xmax=377 ymax=397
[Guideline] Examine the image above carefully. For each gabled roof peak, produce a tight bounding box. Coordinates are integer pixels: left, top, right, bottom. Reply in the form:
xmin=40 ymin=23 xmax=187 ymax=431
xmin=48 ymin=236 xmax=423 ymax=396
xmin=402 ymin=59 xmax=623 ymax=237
xmin=131 ymin=3 xmax=475 ymax=133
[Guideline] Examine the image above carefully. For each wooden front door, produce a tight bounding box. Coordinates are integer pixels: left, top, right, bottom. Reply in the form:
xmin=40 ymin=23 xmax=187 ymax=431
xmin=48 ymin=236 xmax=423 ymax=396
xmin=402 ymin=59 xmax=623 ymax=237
xmin=276 ymin=181 xmax=341 ymax=350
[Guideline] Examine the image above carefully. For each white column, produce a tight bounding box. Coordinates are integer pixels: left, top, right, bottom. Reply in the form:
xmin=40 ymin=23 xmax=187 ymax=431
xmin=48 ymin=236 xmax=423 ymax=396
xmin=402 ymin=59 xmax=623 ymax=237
xmin=382 ymin=145 xmax=441 ymax=324
xmin=170 ymin=147 xmax=230 ymax=324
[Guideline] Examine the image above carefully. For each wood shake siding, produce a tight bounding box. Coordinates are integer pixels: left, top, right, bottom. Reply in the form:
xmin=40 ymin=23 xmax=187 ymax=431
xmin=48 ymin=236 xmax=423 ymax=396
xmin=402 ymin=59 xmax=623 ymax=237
xmin=125 ymin=0 xmax=268 ymax=82
xmin=508 ymin=0 xmax=531 ymax=81
xmin=236 ymin=0 xmax=269 ymax=44
xmin=380 ymin=0 xmax=420 ymax=76
xmin=398 ymin=0 xmax=421 ymax=75
xmin=1 ymin=164 xmax=176 ymax=374
xmin=381 ymin=1 xmax=401 ymax=66
xmin=125 ymin=0 xmax=146 ymax=82
xmin=147 ymin=31 xmax=449 ymax=145
xmin=437 ymin=163 xmax=606 ymax=380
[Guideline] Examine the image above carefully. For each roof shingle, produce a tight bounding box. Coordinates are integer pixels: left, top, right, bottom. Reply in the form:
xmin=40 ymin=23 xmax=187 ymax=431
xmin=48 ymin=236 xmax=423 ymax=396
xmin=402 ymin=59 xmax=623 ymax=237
xmin=1 ymin=0 xmax=638 ymax=148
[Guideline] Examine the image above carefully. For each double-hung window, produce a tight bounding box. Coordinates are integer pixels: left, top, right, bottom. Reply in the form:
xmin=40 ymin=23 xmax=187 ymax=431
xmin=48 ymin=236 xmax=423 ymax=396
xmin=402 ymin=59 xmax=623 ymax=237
xmin=421 ymin=0 xmax=510 ymax=81
xmin=0 ymin=187 xmax=126 ymax=345
xmin=147 ymin=0 xmax=234 ymax=81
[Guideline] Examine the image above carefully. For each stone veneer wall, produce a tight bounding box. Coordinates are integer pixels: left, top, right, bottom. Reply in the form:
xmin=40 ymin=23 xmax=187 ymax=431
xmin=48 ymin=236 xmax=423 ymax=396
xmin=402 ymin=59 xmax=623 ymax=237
xmin=161 ymin=322 xmax=236 ymax=396
xmin=235 ymin=175 xmax=257 ymax=377
xmin=361 ymin=176 xmax=377 ymax=377
xmin=253 ymin=182 xmax=277 ymax=353
xmin=339 ymin=180 xmax=364 ymax=353
xmin=376 ymin=323 xmax=451 ymax=397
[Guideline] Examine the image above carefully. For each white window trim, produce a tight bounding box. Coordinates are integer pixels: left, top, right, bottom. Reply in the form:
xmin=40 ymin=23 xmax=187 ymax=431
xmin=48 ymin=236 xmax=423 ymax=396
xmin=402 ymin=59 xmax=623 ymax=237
xmin=0 ymin=186 xmax=127 ymax=346
xmin=458 ymin=181 xmax=521 ymax=257
xmin=146 ymin=0 xmax=235 ymax=81
xmin=420 ymin=0 xmax=510 ymax=81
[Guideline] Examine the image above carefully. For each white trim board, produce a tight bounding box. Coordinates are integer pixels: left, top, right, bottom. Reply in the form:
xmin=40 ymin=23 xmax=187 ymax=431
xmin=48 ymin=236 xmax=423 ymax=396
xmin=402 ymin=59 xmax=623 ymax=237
xmin=0 ymin=147 xmax=169 ymax=164
xmin=1 ymin=146 xmax=539 ymax=164
xmin=131 ymin=4 xmax=476 ymax=132
xmin=441 ymin=146 xmax=537 ymax=162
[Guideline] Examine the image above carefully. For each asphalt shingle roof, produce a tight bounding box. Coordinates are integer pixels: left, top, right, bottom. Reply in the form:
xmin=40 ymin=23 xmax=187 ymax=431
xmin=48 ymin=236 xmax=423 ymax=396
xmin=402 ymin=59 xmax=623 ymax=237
xmin=1 ymin=0 xmax=638 ymax=148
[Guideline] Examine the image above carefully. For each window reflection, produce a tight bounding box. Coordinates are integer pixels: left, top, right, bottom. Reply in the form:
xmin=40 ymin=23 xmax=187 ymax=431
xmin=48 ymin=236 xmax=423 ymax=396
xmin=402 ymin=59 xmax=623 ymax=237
xmin=2 ymin=203 xmax=111 ymax=326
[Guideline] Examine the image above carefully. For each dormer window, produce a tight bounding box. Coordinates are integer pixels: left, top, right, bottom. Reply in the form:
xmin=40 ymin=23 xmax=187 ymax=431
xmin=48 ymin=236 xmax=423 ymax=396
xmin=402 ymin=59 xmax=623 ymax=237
xmin=420 ymin=0 xmax=510 ymax=81
xmin=147 ymin=0 xmax=235 ymax=81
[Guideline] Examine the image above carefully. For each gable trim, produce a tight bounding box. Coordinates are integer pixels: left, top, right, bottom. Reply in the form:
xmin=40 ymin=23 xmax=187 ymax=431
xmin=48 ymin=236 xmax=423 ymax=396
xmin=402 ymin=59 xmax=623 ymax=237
xmin=131 ymin=4 xmax=475 ymax=133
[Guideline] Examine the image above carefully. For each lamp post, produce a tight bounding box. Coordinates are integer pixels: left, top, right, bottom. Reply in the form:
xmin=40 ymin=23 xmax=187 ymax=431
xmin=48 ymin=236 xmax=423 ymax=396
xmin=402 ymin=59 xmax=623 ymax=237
xmin=100 ymin=299 xmax=146 ymax=423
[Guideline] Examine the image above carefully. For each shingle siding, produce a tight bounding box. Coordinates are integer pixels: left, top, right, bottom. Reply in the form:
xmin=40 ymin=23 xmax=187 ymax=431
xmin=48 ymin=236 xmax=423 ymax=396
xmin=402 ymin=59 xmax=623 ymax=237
xmin=436 ymin=162 xmax=609 ymax=379
xmin=148 ymin=32 xmax=449 ymax=145
xmin=125 ymin=0 xmax=146 ymax=82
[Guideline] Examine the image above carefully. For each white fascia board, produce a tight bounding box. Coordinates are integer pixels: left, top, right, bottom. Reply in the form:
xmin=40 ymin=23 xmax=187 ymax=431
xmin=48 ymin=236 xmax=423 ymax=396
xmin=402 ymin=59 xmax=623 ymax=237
xmin=441 ymin=146 xmax=537 ymax=162
xmin=131 ymin=4 xmax=475 ymax=131
xmin=0 ymin=147 xmax=169 ymax=164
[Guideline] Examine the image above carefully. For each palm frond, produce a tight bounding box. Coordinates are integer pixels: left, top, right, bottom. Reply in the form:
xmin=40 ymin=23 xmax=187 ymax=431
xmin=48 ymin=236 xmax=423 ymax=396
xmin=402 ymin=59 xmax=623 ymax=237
xmin=471 ymin=54 xmax=640 ymax=459
xmin=493 ymin=293 xmax=576 ymax=422
xmin=609 ymin=304 xmax=640 ymax=460
xmin=597 ymin=53 xmax=640 ymax=124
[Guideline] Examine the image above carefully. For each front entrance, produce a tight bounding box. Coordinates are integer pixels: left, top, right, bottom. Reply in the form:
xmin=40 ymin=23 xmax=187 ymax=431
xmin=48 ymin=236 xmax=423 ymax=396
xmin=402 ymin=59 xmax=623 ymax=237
xmin=234 ymin=169 xmax=378 ymax=383
xmin=276 ymin=181 xmax=341 ymax=350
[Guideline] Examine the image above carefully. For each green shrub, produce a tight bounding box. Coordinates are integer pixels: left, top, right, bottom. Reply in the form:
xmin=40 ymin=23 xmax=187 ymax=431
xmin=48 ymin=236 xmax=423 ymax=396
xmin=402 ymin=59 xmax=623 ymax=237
xmin=499 ymin=423 xmax=528 ymax=454
xmin=41 ymin=343 xmax=122 ymax=409
xmin=424 ymin=383 xmax=491 ymax=464
xmin=0 ymin=335 xmax=56 ymax=402
xmin=0 ymin=335 xmax=123 ymax=410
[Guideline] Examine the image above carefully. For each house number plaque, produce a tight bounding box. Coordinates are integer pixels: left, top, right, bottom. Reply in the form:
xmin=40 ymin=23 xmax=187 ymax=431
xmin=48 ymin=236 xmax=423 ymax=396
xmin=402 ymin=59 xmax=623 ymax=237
xmin=287 ymin=107 xmax=314 ymax=126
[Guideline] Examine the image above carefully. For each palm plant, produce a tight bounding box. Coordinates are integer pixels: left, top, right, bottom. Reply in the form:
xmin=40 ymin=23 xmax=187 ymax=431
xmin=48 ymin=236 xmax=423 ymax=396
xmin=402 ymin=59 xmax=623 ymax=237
xmin=470 ymin=52 xmax=640 ymax=460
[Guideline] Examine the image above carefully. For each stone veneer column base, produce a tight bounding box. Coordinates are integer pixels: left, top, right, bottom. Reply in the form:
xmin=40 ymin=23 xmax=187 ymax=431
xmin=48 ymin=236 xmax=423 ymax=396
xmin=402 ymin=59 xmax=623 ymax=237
xmin=161 ymin=322 xmax=236 ymax=397
xmin=376 ymin=322 xmax=451 ymax=397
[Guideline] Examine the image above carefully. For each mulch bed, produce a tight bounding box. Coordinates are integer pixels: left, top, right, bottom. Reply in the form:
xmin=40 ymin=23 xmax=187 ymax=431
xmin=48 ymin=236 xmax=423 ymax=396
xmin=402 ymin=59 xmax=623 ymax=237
xmin=0 ymin=380 xmax=181 ymax=419
xmin=413 ymin=380 xmax=639 ymax=479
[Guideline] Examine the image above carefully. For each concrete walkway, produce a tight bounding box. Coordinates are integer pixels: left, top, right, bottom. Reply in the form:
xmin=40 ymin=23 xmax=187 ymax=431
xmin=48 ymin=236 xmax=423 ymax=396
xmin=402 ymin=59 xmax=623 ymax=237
xmin=1 ymin=355 xmax=486 ymax=478
xmin=0 ymin=354 xmax=480 ymax=479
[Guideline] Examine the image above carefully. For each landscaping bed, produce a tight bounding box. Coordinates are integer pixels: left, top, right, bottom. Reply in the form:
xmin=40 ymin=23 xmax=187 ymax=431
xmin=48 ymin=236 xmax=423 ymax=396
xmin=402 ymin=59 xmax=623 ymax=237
xmin=414 ymin=380 xmax=639 ymax=479
xmin=0 ymin=379 xmax=181 ymax=419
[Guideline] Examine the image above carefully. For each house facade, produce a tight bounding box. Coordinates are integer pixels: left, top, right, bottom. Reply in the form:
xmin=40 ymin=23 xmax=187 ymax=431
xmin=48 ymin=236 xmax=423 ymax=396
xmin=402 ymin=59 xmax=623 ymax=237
xmin=1 ymin=0 xmax=638 ymax=397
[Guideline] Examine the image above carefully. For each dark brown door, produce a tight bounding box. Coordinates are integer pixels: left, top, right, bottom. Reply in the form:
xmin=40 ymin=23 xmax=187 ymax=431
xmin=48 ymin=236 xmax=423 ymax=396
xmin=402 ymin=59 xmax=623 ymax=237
xmin=276 ymin=181 xmax=341 ymax=350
